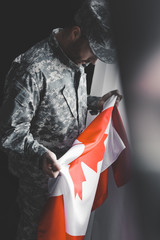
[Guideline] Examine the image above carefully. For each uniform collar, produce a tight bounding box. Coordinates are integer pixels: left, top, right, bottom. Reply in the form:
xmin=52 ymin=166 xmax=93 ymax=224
xmin=48 ymin=28 xmax=84 ymax=72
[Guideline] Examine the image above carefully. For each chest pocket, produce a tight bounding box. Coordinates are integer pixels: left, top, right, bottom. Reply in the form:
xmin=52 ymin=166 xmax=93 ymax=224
xmin=48 ymin=85 xmax=77 ymax=122
xmin=61 ymin=86 xmax=77 ymax=118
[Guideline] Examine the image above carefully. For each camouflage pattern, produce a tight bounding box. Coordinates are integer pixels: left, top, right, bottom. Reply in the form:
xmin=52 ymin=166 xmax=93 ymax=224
xmin=74 ymin=0 xmax=117 ymax=63
xmin=0 ymin=28 xmax=100 ymax=240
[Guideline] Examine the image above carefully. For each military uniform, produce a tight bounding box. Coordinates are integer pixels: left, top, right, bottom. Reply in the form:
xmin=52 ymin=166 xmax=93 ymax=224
xmin=0 ymin=28 xmax=100 ymax=240
xmin=0 ymin=0 xmax=116 ymax=238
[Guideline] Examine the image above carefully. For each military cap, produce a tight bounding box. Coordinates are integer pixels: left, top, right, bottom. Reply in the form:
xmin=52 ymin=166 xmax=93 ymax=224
xmin=74 ymin=0 xmax=116 ymax=63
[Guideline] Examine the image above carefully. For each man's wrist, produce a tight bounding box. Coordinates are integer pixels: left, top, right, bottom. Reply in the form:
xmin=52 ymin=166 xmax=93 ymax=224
xmin=39 ymin=154 xmax=44 ymax=170
xmin=97 ymin=97 xmax=104 ymax=110
xmin=38 ymin=150 xmax=48 ymax=170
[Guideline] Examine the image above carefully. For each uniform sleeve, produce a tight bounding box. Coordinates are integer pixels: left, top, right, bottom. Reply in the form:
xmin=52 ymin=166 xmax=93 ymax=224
xmin=87 ymin=95 xmax=101 ymax=115
xmin=0 ymin=63 xmax=48 ymax=160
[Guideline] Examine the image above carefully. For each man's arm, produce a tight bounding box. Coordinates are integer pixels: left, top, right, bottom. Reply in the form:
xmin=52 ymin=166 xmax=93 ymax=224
xmin=0 ymin=65 xmax=60 ymax=177
xmin=87 ymin=95 xmax=101 ymax=115
xmin=87 ymin=89 xmax=122 ymax=114
xmin=97 ymin=90 xmax=122 ymax=111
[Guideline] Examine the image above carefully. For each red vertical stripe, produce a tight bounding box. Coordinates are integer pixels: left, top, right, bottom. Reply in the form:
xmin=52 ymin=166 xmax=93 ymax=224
xmin=92 ymin=168 xmax=109 ymax=211
xmin=112 ymin=106 xmax=130 ymax=186
xmin=37 ymin=195 xmax=66 ymax=240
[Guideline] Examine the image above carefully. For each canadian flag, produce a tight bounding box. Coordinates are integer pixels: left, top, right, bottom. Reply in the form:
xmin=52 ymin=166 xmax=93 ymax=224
xmin=37 ymin=96 xmax=130 ymax=240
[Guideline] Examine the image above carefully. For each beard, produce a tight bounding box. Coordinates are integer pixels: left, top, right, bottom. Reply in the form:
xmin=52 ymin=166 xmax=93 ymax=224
xmin=64 ymin=37 xmax=90 ymax=66
xmin=66 ymin=44 xmax=83 ymax=65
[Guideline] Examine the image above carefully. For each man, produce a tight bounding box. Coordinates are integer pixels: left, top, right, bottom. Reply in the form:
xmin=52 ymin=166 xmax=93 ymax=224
xmin=0 ymin=0 xmax=122 ymax=239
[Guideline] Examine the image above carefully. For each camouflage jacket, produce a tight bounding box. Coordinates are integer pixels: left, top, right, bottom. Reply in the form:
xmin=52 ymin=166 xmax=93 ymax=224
xmin=0 ymin=28 xmax=100 ymax=177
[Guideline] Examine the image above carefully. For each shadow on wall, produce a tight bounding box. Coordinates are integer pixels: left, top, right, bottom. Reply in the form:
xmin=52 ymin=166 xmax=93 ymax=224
xmin=111 ymin=0 xmax=160 ymax=239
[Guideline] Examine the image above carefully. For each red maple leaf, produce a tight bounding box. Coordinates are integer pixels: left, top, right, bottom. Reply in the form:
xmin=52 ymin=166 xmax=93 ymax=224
xmin=69 ymin=107 xmax=113 ymax=200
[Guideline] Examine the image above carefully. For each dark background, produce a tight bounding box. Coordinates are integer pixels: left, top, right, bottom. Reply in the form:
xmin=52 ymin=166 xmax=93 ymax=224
xmin=1 ymin=1 xmax=93 ymax=239
xmin=1 ymin=0 xmax=160 ymax=239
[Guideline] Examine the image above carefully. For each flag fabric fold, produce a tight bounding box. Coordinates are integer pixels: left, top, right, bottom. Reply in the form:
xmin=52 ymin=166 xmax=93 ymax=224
xmin=37 ymin=96 xmax=130 ymax=240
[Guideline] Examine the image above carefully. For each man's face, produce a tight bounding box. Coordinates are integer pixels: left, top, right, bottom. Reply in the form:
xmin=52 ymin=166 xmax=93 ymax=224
xmin=65 ymin=36 xmax=98 ymax=66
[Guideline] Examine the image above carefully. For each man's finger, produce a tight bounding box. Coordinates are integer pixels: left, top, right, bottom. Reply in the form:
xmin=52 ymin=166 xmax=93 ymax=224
xmin=51 ymin=164 xmax=61 ymax=172
xmin=45 ymin=167 xmax=60 ymax=178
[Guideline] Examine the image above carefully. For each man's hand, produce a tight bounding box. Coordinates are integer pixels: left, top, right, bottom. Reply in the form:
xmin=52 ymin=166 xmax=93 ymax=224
xmin=41 ymin=150 xmax=61 ymax=178
xmin=98 ymin=89 xmax=122 ymax=111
